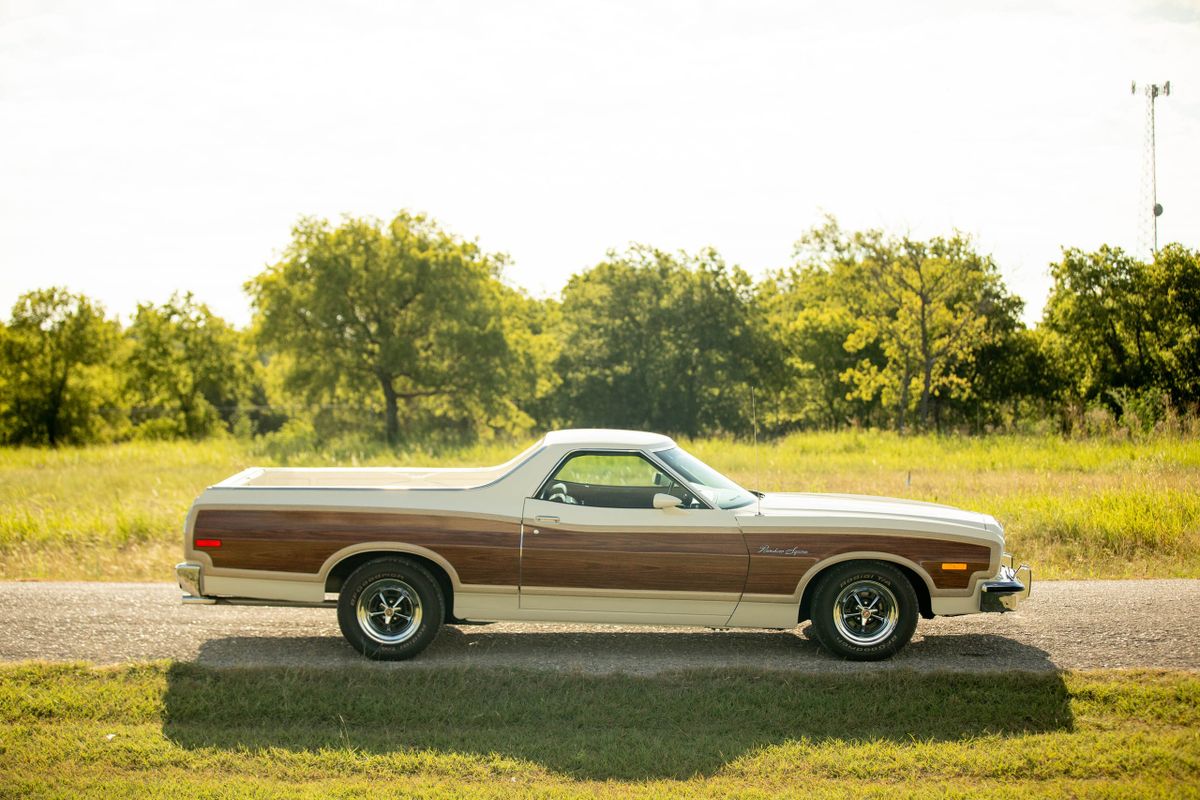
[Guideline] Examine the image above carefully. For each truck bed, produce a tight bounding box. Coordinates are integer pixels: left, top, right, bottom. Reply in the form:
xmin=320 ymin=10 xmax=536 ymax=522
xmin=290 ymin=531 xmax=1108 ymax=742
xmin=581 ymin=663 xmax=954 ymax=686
xmin=215 ymin=466 xmax=510 ymax=490
xmin=211 ymin=442 xmax=546 ymax=491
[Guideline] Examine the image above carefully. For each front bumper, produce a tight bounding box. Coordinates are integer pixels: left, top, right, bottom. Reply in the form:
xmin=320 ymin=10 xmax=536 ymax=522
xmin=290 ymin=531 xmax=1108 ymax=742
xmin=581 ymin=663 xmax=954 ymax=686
xmin=175 ymin=561 xmax=216 ymax=605
xmin=979 ymin=554 xmax=1031 ymax=612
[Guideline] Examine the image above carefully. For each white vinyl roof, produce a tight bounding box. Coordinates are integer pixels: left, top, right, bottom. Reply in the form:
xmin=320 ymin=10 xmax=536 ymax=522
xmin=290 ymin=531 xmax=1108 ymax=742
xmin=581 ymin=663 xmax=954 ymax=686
xmin=541 ymin=429 xmax=676 ymax=450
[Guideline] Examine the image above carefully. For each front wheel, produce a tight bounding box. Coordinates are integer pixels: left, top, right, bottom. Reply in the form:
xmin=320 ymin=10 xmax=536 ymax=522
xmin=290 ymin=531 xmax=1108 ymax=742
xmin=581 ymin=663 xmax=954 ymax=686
xmin=337 ymin=557 xmax=444 ymax=660
xmin=809 ymin=561 xmax=918 ymax=661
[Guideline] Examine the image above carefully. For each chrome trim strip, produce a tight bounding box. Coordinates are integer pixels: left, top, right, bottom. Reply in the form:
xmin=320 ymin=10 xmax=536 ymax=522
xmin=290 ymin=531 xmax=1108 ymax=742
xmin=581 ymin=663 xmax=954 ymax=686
xmin=205 ymin=597 xmax=337 ymax=609
xmin=520 ymin=585 xmax=741 ymax=602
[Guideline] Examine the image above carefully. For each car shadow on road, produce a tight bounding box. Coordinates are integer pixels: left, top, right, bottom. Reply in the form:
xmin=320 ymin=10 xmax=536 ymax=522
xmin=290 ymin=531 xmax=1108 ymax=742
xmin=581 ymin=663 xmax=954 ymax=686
xmin=165 ymin=630 xmax=1072 ymax=781
xmin=192 ymin=625 xmax=1061 ymax=672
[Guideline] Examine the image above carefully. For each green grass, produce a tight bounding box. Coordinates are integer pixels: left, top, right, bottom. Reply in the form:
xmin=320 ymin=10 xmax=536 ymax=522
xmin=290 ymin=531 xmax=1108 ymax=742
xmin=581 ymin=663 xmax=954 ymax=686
xmin=1 ymin=431 xmax=1197 ymax=582
xmin=0 ymin=662 xmax=1197 ymax=798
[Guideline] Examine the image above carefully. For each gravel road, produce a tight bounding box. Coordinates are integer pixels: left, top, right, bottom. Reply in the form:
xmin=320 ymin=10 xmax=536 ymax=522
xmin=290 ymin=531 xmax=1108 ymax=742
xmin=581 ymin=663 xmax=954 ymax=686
xmin=1 ymin=580 xmax=1196 ymax=673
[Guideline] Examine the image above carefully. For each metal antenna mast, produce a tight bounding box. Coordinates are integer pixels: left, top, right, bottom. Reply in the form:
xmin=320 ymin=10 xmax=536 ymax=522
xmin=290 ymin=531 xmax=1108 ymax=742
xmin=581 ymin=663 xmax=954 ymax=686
xmin=1132 ymin=80 xmax=1171 ymax=255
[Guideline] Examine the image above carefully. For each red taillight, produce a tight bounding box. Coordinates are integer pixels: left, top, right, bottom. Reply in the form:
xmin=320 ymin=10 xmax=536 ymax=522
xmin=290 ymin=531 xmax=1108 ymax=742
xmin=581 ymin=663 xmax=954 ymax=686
xmin=195 ymin=538 xmax=222 ymax=548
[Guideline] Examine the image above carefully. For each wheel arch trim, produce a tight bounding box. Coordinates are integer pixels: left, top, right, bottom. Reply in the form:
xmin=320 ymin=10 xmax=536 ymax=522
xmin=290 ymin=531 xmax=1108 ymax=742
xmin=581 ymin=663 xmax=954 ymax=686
xmin=319 ymin=541 xmax=464 ymax=590
xmin=795 ymin=551 xmax=936 ymax=607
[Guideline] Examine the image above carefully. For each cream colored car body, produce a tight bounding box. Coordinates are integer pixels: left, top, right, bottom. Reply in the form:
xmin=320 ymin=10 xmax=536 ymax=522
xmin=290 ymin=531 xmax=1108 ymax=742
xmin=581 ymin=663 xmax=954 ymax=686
xmin=179 ymin=429 xmax=1023 ymax=628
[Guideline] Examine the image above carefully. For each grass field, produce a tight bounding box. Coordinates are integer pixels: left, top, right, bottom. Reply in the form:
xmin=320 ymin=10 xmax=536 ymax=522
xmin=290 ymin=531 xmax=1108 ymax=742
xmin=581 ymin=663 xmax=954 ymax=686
xmin=0 ymin=662 xmax=1196 ymax=798
xmin=1 ymin=431 xmax=1196 ymax=582
xmin=3 ymin=439 xmax=1198 ymax=798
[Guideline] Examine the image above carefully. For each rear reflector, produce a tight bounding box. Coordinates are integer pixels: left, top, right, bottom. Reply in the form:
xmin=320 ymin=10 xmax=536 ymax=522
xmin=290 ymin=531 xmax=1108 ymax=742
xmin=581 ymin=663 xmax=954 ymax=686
xmin=195 ymin=539 xmax=222 ymax=548
xmin=941 ymin=562 xmax=967 ymax=571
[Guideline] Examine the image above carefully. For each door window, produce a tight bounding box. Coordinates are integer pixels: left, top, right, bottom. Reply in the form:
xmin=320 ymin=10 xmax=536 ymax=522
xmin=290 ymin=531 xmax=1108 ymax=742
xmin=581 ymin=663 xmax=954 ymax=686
xmin=537 ymin=451 xmax=700 ymax=509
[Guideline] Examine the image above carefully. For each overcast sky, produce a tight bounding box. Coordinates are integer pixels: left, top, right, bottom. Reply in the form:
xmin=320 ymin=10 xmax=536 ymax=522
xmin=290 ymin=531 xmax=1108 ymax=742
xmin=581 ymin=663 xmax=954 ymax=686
xmin=1 ymin=0 xmax=1197 ymax=326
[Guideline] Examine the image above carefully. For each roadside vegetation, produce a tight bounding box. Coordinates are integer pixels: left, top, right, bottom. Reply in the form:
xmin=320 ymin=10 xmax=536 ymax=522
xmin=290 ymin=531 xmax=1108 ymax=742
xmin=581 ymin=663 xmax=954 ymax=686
xmin=1 ymin=431 xmax=1196 ymax=582
xmin=2 ymin=214 xmax=1197 ymax=450
xmin=1 ymin=662 xmax=1196 ymax=798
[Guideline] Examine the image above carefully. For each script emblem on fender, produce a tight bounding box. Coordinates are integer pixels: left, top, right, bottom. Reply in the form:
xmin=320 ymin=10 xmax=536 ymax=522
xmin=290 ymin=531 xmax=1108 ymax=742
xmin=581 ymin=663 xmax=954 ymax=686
xmin=757 ymin=545 xmax=809 ymax=556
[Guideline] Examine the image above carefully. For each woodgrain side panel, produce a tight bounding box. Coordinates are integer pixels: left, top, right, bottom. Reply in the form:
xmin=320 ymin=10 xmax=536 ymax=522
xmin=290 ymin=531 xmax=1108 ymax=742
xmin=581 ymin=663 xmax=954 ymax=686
xmin=520 ymin=529 xmax=749 ymax=593
xmin=742 ymin=553 xmax=820 ymax=595
xmin=193 ymin=508 xmax=992 ymax=598
xmin=743 ymin=532 xmax=992 ymax=595
xmin=194 ymin=509 xmax=520 ymax=585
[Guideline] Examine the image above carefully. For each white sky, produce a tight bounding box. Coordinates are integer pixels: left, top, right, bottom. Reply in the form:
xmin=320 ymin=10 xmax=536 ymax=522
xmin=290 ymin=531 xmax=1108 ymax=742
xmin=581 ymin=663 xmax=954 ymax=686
xmin=1 ymin=0 xmax=1197 ymax=327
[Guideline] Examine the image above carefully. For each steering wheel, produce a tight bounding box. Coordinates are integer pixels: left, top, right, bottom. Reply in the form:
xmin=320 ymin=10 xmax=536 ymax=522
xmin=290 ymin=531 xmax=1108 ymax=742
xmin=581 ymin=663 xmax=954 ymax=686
xmin=662 ymin=478 xmax=700 ymax=508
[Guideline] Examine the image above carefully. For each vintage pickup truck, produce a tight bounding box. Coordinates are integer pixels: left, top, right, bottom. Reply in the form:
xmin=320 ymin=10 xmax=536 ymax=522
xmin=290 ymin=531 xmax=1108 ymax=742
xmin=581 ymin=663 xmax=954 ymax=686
xmin=176 ymin=429 xmax=1030 ymax=661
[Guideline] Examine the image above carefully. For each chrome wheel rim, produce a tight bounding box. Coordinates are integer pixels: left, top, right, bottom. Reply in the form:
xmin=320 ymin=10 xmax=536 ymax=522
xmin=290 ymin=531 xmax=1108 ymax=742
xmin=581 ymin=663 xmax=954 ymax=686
xmin=833 ymin=580 xmax=899 ymax=646
xmin=356 ymin=578 xmax=422 ymax=645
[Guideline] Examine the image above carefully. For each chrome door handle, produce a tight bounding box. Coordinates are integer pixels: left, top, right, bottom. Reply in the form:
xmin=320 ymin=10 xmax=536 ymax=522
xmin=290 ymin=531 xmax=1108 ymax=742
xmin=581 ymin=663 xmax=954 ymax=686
xmin=534 ymin=515 xmax=559 ymax=523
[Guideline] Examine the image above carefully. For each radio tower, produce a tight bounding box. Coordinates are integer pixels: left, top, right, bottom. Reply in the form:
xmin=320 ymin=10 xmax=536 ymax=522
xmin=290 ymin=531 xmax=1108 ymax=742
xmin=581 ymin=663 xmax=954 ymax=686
xmin=1132 ymin=80 xmax=1171 ymax=255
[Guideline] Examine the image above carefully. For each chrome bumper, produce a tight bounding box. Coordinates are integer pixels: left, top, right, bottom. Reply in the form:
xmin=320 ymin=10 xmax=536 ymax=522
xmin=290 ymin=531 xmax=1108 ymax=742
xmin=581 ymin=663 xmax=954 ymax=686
xmin=980 ymin=554 xmax=1031 ymax=612
xmin=175 ymin=561 xmax=216 ymax=605
xmin=174 ymin=561 xmax=335 ymax=608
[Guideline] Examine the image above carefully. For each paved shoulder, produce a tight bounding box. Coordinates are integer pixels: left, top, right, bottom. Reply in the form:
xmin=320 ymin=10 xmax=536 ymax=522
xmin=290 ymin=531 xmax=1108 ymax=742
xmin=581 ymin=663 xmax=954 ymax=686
xmin=0 ymin=580 xmax=1195 ymax=673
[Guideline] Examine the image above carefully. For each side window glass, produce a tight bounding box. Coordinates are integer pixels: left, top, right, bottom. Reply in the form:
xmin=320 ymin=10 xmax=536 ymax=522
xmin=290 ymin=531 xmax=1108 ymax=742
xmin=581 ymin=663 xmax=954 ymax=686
xmin=539 ymin=452 xmax=698 ymax=509
xmin=554 ymin=454 xmax=662 ymax=487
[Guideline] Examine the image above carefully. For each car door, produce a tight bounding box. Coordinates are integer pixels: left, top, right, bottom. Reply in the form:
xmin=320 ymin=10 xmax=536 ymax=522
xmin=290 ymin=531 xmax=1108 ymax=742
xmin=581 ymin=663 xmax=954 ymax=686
xmin=519 ymin=449 xmax=749 ymax=625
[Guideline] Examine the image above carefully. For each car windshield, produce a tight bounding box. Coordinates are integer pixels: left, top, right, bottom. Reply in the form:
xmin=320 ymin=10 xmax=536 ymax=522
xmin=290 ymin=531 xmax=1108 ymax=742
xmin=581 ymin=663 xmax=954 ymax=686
xmin=655 ymin=447 xmax=755 ymax=510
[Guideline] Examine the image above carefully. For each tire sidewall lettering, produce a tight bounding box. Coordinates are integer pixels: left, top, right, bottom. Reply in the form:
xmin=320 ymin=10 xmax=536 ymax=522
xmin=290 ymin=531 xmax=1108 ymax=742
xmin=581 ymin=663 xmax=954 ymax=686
xmin=338 ymin=558 xmax=444 ymax=660
xmin=811 ymin=561 xmax=918 ymax=661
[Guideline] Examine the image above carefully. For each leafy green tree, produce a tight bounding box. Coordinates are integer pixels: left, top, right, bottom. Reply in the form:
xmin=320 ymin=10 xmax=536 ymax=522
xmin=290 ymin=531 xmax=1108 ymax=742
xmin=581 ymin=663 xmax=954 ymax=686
xmin=124 ymin=292 xmax=256 ymax=438
xmin=952 ymin=325 xmax=1061 ymax=430
xmin=0 ymin=288 xmax=120 ymax=445
xmin=555 ymin=246 xmax=755 ymax=436
xmin=0 ymin=321 xmax=7 ymax=435
xmin=247 ymin=213 xmax=536 ymax=445
xmin=755 ymin=263 xmax=880 ymax=430
xmin=844 ymin=236 xmax=1001 ymax=430
xmin=500 ymin=290 xmax=562 ymax=431
xmin=1043 ymin=245 xmax=1149 ymax=407
xmin=1043 ymin=243 xmax=1200 ymax=415
xmin=1146 ymin=244 xmax=1200 ymax=404
xmin=779 ymin=219 xmax=1020 ymax=431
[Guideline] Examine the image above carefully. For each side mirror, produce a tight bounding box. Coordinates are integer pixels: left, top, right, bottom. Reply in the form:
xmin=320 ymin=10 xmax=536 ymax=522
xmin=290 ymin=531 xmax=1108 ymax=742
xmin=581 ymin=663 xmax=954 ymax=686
xmin=653 ymin=493 xmax=683 ymax=510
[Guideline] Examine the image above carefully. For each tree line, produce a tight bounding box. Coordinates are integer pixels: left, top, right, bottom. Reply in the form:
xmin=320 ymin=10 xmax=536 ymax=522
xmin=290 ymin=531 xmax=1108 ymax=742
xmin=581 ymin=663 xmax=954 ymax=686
xmin=1 ymin=212 xmax=1197 ymax=447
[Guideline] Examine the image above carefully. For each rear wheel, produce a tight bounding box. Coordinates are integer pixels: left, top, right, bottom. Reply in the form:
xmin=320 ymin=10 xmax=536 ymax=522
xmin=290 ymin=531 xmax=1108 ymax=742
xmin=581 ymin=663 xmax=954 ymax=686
xmin=337 ymin=557 xmax=444 ymax=660
xmin=809 ymin=561 xmax=918 ymax=661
